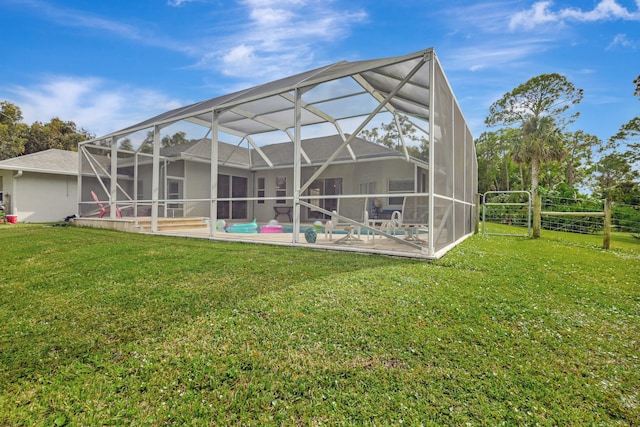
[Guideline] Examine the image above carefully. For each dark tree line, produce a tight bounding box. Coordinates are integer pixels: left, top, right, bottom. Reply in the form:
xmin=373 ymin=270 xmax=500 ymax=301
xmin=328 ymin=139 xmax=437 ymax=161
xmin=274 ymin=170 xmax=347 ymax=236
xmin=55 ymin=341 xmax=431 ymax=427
xmin=0 ymin=101 xmax=92 ymax=160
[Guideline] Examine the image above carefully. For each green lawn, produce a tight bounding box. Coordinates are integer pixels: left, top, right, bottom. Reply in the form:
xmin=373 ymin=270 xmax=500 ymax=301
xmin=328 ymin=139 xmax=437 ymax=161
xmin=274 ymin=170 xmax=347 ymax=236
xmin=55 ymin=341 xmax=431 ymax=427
xmin=0 ymin=224 xmax=638 ymax=426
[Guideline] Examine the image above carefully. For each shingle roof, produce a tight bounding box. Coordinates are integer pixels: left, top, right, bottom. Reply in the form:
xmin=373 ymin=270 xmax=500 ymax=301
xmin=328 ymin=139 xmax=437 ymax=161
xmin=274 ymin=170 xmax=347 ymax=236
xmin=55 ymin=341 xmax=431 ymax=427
xmin=0 ymin=133 xmax=416 ymax=177
xmin=161 ymin=134 xmax=406 ymax=169
xmin=0 ymin=149 xmax=78 ymax=175
xmin=252 ymin=135 xmax=405 ymax=168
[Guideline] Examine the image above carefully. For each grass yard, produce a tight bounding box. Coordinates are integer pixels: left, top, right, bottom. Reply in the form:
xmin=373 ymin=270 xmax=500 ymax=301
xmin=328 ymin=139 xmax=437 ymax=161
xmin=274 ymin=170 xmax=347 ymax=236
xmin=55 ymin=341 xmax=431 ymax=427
xmin=0 ymin=224 xmax=638 ymax=426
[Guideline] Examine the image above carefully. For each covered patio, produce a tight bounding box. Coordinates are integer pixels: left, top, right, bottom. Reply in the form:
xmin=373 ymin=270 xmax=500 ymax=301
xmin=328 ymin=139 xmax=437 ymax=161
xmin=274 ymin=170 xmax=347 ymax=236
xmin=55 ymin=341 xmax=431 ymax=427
xmin=76 ymin=48 xmax=477 ymax=259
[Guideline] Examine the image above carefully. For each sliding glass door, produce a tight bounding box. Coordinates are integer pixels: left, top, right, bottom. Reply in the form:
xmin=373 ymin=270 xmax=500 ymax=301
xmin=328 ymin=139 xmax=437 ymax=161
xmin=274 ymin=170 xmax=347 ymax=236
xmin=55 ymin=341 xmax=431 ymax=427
xmin=217 ymin=174 xmax=248 ymax=220
xmin=306 ymin=178 xmax=342 ymax=220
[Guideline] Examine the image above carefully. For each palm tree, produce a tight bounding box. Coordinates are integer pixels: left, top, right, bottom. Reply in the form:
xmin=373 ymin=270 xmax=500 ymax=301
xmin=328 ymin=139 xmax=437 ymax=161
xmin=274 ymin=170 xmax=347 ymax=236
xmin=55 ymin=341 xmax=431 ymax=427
xmin=485 ymin=73 xmax=582 ymax=237
xmin=511 ymin=116 xmax=566 ymax=236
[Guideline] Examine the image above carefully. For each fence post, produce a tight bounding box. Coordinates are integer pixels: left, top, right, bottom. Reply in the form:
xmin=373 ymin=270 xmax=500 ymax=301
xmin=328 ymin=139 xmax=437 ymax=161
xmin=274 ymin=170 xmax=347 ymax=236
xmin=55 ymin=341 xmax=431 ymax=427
xmin=603 ymin=199 xmax=611 ymax=250
xmin=474 ymin=193 xmax=480 ymax=234
xmin=533 ymin=193 xmax=541 ymax=238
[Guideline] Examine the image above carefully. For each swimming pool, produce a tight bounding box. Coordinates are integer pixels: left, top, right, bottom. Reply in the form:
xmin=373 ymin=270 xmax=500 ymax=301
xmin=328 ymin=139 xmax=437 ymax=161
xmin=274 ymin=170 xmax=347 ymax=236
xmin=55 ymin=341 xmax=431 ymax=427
xmin=271 ymin=225 xmax=424 ymax=236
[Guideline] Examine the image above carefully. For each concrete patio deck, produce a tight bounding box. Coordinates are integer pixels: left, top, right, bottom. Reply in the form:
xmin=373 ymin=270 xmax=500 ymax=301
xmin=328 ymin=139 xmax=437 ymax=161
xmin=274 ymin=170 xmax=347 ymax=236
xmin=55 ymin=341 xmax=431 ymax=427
xmin=73 ymin=217 xmax=451 ymax=259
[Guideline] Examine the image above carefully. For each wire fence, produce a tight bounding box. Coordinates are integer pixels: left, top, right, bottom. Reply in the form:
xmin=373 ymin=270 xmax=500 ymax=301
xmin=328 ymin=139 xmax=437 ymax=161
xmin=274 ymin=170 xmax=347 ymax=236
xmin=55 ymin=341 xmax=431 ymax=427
xmin=541 ymin=196 xmax=604 ymax=234
xmin=481 ymin=193 xmax=640 ymax=237
xmin=541 ymin=195 xmax=640 ymax=236
xmin=612 ymin=200 xmax=640 ymax=236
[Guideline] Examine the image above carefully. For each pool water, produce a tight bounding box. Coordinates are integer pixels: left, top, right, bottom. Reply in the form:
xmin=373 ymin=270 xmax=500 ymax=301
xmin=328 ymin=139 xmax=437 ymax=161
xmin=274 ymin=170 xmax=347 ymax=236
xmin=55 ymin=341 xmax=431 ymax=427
xmin=269 ymin=225 xmax=425 ymax=236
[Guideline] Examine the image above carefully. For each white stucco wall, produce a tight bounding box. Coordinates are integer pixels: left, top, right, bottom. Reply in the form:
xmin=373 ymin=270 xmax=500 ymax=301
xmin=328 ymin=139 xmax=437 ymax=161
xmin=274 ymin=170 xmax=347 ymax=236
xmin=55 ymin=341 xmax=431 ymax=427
xmin=251 ymin=159 xmax=417 ymax=222
xmin=13 ymin=172 xmax=77 ymax=222
xmin=145 ymin=157 xmax=420 ymax=223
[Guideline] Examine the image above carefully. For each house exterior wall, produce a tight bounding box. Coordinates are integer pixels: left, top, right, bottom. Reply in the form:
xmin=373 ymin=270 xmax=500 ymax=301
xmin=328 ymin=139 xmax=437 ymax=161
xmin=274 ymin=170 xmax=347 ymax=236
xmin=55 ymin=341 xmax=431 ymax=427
xmin=248 ymin=158 xmax=416 ymax=223
xmin=9 ymin=171 xmax=77 ymax=222
xmin=182 ymin=161 xmax=255 ymax=219
xmin=184 ymin=161 xmax=210 ymax=217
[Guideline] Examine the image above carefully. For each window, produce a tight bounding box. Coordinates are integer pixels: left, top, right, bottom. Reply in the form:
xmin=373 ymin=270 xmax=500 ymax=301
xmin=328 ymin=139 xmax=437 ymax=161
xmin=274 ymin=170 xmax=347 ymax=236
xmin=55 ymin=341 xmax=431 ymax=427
xmin=275 ymin=177 xmax=286 ymax=204
xmin=257 ymin=177 xmax=265 ymax=204
xmin=167 ymin=177 xmax=184 ymax=217
xmin=388 ymin=179 xmax=413 ymax=206
xmin=360 ymin=181 xmax=376 ymax=195
xmin=231 ymin=176 xmax=248 ymax=219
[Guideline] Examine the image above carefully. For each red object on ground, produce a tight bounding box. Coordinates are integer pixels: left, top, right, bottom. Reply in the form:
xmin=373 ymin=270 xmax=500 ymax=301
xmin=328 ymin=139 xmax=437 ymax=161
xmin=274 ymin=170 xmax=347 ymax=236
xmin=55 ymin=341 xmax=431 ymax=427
xmin=6 ymin=215 xmax=17 ymax=224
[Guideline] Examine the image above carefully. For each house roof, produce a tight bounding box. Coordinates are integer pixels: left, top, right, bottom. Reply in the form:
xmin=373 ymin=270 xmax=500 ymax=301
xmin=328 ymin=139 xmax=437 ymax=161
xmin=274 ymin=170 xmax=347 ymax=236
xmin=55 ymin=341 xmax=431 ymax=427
xmin=0 ymin=135 xmax=419 ymax=177
xmin=164 ymin=134 xmax=409 ymax=169
xmin=252 ymin=135 xmax=406 ymax=168
xmin=0 ymin=149 xmax=79 ymax=176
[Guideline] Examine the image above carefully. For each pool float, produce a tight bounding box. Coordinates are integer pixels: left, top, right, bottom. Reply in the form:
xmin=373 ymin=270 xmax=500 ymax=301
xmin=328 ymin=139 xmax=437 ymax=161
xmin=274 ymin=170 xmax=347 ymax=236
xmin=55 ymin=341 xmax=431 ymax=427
xmin=260 ymin=224 xmax=283 ymax=233
xmin=225 ymin=218 xmax=258 ymax=233
xmin=260 ymin=219 xmax=283 ymax=233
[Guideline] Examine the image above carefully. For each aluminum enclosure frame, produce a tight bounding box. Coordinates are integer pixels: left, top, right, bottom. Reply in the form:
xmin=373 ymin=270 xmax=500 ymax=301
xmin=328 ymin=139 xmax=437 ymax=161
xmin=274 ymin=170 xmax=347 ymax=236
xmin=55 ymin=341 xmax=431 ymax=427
xmin=77 ymin=48 xmax=477 ymax=259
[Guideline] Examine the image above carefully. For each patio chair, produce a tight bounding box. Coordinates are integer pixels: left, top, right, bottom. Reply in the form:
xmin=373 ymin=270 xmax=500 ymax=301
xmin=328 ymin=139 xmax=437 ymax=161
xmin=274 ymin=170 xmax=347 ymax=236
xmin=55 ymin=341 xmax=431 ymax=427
xmin=392 ymin=195 xmax=429 ymax=243
xmin=364 ymin=198 xmax=398 ymax=240
xmin=91 ymin=190 xmax=122 ymax=218
xmin=325 ymin=197 xmax=367 ymax=243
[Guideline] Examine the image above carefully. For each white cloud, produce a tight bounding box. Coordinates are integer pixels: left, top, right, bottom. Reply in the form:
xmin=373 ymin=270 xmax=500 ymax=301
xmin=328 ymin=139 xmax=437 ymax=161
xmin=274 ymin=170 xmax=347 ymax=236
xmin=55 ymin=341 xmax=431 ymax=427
xmin=509 ymin=1 xmax=558 ymax=30
xmin=167 ymin=0 xmax=197 ymax=6
xmin=10 ymin=0 xmax=368 ymax=87
xmin=560 ymin=0 xmax=639 ymax=22
xmin=509 ymin=0 xmax=640 ymax=31
xmin=606 ymin=33 xmax=638 ymax=50
xmin=445 ymin=38 xmax=554 ymax=72
xmin=13 ymin=0 xmax=144 ymax=40
xmin=7 ymin=0 xmax=196 ymax=56
xmin=203 ymin=0 xmax=368 ymax=81
xmin=5 ymin=77 xmax=185 ymax=136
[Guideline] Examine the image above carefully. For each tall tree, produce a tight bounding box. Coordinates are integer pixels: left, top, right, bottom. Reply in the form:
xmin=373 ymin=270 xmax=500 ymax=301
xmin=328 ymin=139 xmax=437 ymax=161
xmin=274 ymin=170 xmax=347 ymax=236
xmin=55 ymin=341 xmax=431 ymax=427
xmin=485 ymin=73 xmax=583 ymax=237
xmin=607 ymin=74 xmax=639 ymax=164
xmin=475 ymin=128 xmax=520 ymax=193
xmin=475 ymin=131 xmax=503 ymax=193
xmin=24 ymin=117 xmax=91 ymax=154
xmin=0 ymin=101 xmax=28 ymax=160
xmin=593 ymin=152 xmax=639 ymax=201
xmin=360 ymin=114 xmax=428 ymax=160
xmin=563 ymin=130 xmax=600 ymax=188
xmin=161 ymin=131 xmax=188 ymax=148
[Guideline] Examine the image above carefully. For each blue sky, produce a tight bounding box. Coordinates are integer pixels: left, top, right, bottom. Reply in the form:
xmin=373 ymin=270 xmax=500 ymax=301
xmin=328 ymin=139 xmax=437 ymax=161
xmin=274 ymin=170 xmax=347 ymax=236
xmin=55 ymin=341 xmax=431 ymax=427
xmin=0 ymin=0 xmax=638 ymax=146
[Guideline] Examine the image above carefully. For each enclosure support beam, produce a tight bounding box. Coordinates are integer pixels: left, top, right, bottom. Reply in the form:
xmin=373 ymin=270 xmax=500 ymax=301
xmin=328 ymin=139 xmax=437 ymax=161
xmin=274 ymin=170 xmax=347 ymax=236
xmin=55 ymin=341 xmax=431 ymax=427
xmin=427 ymin=55 xmax=436 ymax=257
xmin=299 ymin=55 xmax=428 ymax=195
xmin=77 ymin=145 xmax=83 ymax=217
xmin=133 ymin=153 xmax=139 ymax=221
xmin=279 ymin=92 xmax=357 ymax=161
xmin=210 ymin=111 xmax=219 ymax=237
xmin=110 ymin=137 xmax=118 ymax=218
xmin=474 ymin=193 xmax=480 ymax=234
xmin=151 ymin=126 xmax=161 ymax=233
xmin=292 ymin=88 xmax=302 ymax=243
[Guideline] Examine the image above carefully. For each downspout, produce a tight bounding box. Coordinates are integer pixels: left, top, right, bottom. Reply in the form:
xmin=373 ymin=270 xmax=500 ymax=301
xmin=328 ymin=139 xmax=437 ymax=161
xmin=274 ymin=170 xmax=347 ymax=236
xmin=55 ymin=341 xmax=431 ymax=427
xmin=12 ymin=170 xmax=23 ymax=216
